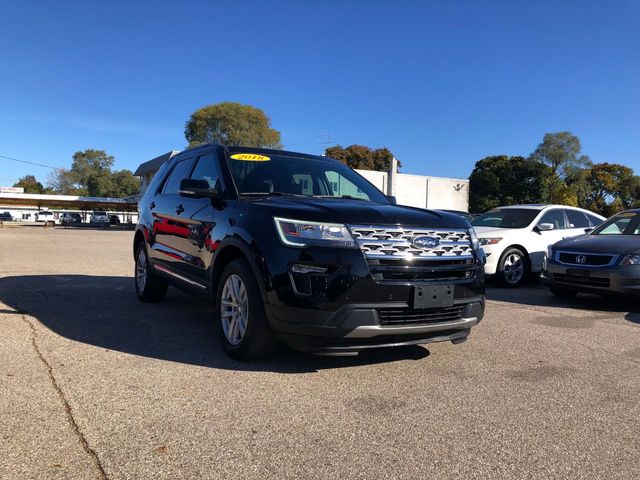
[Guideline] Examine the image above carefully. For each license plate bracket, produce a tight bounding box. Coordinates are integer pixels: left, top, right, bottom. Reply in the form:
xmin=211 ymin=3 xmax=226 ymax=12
xmin=567 ymin=269 xmax=589 ymax=281
xmin=413 ymin=285 xmax=454 ymax=309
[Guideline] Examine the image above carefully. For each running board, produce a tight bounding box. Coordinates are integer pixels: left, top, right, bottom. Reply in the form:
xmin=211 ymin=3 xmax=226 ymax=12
xmin=153 ymin=264 xmax=207 ymax=289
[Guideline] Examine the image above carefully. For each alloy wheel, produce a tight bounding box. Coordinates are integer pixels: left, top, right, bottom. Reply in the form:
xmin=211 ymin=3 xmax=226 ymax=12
xmin=503 ymin=252 xmax=524 ymax=285
xmin=136 ymin=248 xmax=147 ymax=292
xmin=221 ymin=274 xmax=249 ymax=345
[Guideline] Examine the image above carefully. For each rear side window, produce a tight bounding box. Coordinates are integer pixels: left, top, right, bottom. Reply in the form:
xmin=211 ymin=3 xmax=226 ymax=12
xmin=190 ymin=154 xmax=220 ymax=189
xmin=163 ymin=158 xmax=195 ymax=195
xmin=565 ymin=210 xmax=590 ymax=228
xmin=586 ymin=213 xmax=603 ymax=227
xmin=539 ymin=209 xmax=566 ymax=229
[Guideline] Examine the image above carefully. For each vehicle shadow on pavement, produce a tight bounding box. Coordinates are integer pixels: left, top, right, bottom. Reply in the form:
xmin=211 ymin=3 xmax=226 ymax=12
xmin=0 ymin=275 xmax=430 ymax=373
xmin=487 ymin=283 xmax=640 ymax=323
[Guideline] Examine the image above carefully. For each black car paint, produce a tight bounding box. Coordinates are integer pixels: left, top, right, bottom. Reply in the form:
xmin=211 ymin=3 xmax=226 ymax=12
xmin=134 ymin=143 xmax=485 ymax=353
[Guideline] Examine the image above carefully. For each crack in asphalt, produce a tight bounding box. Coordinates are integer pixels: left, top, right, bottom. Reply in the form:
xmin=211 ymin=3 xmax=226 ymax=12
xmin=22 ymin=314 xmax=108 ymax=480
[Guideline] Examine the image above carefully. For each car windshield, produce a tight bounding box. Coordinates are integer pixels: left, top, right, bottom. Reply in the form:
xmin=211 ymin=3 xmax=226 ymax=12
xmin=225 ymin=150 xmax=389 ymax=203
xmin=472 ymin=208 xmax=541 ymax=228
xmin=591 ymin=212 xmax=640 ymax=235
xmin=94 ymin=211 xmax=106 ymax=215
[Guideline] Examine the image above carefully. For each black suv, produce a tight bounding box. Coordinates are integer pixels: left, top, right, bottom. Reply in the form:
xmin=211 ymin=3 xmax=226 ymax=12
xmin=134 ymin=144 xmax=485 ymax=359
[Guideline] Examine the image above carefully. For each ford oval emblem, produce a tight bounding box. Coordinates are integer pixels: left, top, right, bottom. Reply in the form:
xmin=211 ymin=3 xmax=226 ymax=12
xmin=412 ymin=235 xmax=440 ymax=249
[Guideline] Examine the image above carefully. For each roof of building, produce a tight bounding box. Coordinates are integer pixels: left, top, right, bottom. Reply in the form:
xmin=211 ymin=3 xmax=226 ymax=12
xmin=0 ymin=193 xmax=137 ymax=210
xmin=133 ymin=151 xmax=180 ymax=176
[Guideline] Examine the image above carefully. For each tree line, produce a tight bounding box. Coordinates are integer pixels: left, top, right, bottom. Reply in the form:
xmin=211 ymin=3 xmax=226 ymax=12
xmin=185 ymin=102 xmax=398 ymax=171
xmin=14 ymin=102 xmax=398 ymax=197
xmin=469 ymin=131 xmax=639 ymax=216
xmin=14 ymin=149 xmax=139 ymax=197
xmin=16 ymin=103 xmax=634 ymax=216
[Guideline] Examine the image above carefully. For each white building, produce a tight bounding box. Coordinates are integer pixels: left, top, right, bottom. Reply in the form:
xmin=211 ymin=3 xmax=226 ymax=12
xmin=133 ymin=151 xmax=180 ymax=196
xmin=356 ymin=158 xmax=469 ymax=211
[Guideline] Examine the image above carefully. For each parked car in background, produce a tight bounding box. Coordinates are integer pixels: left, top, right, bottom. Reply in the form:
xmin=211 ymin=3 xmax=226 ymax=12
xmin=109 ymin=214 xmax=121 ymax=225
xmin=472 ymin=204 xmax=605 ymax=287
xmin=0 ymin=212 xmax=13 ymax=222
xmin=542 ymin=210 xmax=640 ymax=297
xmin=134 ymin=143 xmax=486 ymax=360
xmin=90 ymin=210 xmax=110 ymax=223
xmin=35 ymin=210 xmax=56 ymax=223
xmin=59 ymin=212 xmax=82 ymax=226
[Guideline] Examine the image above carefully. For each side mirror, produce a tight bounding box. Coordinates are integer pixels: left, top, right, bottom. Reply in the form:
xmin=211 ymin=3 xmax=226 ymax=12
xmin=386 ymin=195 xmax=397 ymax=205
xmin=537 ymin=222 xmax=555 ymax=231
xmin=179 ymin=179 xmax=222 ymax=199
xmin=584 ymin=227 xmax=594 ymax=233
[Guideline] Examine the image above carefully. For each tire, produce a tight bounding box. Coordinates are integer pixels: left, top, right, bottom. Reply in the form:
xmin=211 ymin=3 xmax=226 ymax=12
xmin=134 ymin=242 xmax=168 ymax=302
xmin=498 ymin=247 xmax=528 ymax=288
xmin=215 ymin=259 xmax=278 ymax=360
xmin=548 ymin=286 xmax=578 ymax=298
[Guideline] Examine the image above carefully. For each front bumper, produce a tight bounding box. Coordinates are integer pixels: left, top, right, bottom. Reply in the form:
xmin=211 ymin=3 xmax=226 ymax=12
xmin=542 ymin=260 xmax=640 ymax=296
xmin=265 ymin=298 xmax=485 ymax=354
xmin=479 ymin=244 xmax=500 ymax=275
xmin=255 ymin=232 xmax=486 ymax=354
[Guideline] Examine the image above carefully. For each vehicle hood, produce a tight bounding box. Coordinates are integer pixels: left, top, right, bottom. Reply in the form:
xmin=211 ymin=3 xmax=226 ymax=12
xmin=553 ymin=234 xmax=640 ymax=255
xmin=241 ymin=197 xmax=469 ymax=228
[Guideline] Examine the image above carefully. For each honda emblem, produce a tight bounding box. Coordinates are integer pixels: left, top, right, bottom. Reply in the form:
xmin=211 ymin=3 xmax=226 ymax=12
xmin=575 ymin=255 xmax=587 ymax=264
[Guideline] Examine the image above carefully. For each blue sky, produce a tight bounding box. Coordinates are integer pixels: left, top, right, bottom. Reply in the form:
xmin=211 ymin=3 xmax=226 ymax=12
xmin=1 ymin=0 xmax=638 ymax=186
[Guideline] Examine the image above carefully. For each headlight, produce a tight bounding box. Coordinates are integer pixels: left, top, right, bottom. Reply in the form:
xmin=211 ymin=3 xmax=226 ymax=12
xmin=468 ymin=227 xmax=480 ymax=250
xmin=546 ymin=245 xmax=554 ymax=259
xmin=479 ymin=237 xmax=502 ymax=246
xmin=622 ymin=254 xmax=640 ymax=265
xmin=274 ymin=217 xmax=356 ymax=248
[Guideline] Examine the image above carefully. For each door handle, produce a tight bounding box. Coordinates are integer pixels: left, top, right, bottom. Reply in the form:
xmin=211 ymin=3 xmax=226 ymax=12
xmin=175 ymin=204 xmax=185 ymax=215
xmin=149 ymin=201 xmax=156 ymax=210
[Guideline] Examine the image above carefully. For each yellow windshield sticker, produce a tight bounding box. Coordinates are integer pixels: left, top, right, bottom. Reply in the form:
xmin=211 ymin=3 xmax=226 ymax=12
xmin=230 ymin=153 xmax=270 ymax=161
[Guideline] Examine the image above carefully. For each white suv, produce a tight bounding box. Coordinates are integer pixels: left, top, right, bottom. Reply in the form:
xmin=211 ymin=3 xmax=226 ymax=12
xmin=472 ymin=204 xmax=605 ymax=287
xmin=35 ymin=210 xmax=56 ymax=223
xmin=90 ymin=210 xmax=110 ymax=223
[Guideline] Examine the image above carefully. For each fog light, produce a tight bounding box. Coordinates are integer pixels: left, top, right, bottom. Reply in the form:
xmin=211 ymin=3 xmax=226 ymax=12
xmin=289 ymin=264 xmax=329 ymax=297
xmin=291 ymin=264 xmax=328 ymax=274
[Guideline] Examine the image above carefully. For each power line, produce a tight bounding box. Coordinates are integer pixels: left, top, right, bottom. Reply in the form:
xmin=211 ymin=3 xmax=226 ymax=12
xmin=317 ymin=133 xmax=334 ymax=146
xmin=0 ymin=154 xmax=57 ymax=169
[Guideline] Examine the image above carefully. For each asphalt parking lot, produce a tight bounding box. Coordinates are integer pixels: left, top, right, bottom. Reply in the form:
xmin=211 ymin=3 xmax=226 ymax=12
xmin=1 ymin=227 xmax=639 ymax=479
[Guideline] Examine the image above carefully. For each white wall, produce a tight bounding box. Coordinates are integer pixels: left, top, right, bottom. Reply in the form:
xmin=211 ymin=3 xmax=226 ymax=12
xmin=395 ymin=173 xmax=428 ymax=209
xmin=355 ymin=168 xmax=469 ymax=211
xmin=356 ymin=169 xmax=387 ymax=192
xmin=426 ymin=178 xmax=469 ymax=210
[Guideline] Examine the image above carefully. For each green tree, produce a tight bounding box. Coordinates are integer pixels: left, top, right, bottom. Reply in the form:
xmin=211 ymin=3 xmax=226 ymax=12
xmin=13 ymin=174 xmax=45 ymax=194
xmin=64 ymin=149 xmax=115 ymax=196
xmin=324 ymin=145 xmax=399 ymax=171
xmin=469 ymin=155 xmax=551 ymax=212
xmin=110 ymin=169 xmax=140 ymax=197
xmin=584 ymin=163 xmax=636 ymax=216
xmin=46 ymin=168 xmax=82 ymax=195
xmin=185 ymin=102 xmax=282 ymax=148
xmin=544 ymin=174 xmax=578 ymax=206
xmin=45 ymin=150 xmax=138 ymax=198
xmin=530 ymin=131 xmax=591 ymax=178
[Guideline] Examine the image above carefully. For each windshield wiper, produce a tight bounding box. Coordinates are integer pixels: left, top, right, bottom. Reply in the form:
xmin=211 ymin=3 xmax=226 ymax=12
xmin=240 ymin=191 xmax=306 ymax=197
xmin=313 ymin=195 xmax=370 ymax=201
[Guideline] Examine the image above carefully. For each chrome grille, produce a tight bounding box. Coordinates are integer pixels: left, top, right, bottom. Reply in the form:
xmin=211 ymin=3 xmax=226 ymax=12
xmin=349 ymin=225 xmax=473 ymax=259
